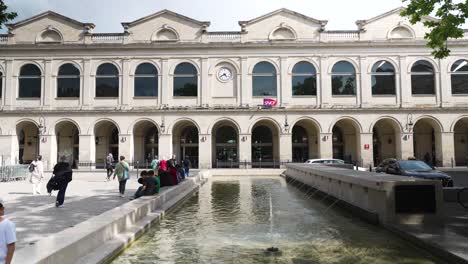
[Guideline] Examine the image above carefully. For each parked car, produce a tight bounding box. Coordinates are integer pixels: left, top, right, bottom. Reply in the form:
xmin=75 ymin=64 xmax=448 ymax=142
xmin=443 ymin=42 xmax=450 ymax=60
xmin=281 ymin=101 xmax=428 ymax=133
xmin=304 ymin=159 xmax=367 ymax=171
xmin=375 ymin=159 xmax=454 ymax=187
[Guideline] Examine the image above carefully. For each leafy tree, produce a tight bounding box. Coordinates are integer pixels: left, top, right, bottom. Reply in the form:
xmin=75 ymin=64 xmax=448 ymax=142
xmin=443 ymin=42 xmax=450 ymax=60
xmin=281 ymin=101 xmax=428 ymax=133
xmin=0 ymin=1 xmax=16 ymax=29
xmin=401 ymin=0 xmax=468 ymax=59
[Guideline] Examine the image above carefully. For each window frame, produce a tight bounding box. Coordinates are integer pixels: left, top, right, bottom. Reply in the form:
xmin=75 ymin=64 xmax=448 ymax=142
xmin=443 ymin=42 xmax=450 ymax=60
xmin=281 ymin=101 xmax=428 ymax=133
xmin=450 ymin=59 xmax=468 ymax=95
xmin=57 ymin=63 xmax=81 ymax=98
xmin=252 ymin=61 xmax=278 ymax=97
xmin=292 ymin=61 xmax=317 ymax=96
xmin=95 ymin=63 xmax=120 ymax=98
xmin=18 ymin=64 xmax=42 ymax=99
xmin=371 ymin=60 xmax=396 ymax=96
xmin=173 ymin=62 xmax=198 ymax=97
xmin=331 ymin=61 xmax=357 ymax=96
xmin=410 ymin=60 xmax=435 ymax=95
xmin=134 ymin=63 xmax=158 ymax=97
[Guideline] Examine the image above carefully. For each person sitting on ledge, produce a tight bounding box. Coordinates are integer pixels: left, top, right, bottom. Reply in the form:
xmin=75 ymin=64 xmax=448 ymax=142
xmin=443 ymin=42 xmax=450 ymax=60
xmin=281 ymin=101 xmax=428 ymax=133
xmin=168 ymin=164 xmax=178 ymax=186
xmin=133 ymin=170 xmax=157 ymax=199
xmin=147 ymin=170 xmax=160 ymax=195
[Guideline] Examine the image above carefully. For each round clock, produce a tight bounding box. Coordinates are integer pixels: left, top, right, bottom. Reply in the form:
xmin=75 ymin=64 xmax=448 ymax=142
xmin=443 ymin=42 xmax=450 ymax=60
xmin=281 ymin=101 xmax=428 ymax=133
xmin=217 ymin=67 xmax=233 ymax=82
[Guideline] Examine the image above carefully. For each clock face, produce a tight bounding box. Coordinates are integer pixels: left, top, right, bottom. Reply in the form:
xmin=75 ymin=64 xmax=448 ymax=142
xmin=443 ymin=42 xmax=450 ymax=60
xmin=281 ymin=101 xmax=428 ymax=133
xmin=218 ymin=67 xmax=233 ymax=82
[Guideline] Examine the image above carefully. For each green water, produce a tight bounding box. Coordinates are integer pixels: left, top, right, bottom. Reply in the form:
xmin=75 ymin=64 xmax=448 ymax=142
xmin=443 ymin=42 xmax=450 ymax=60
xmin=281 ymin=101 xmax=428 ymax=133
xmin=112 ymin=176 xmax=445 ymax=264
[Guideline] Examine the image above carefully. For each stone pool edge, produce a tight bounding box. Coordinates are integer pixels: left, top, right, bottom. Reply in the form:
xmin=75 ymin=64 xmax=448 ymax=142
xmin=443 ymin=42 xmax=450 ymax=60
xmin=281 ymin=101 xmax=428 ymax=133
xmin=12 ymin=170 xmax=211 ymax=264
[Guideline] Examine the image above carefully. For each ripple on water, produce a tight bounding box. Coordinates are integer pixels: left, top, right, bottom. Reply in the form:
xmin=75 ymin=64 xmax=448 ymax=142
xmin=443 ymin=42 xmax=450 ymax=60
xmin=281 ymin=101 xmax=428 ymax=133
xmin=112 ymin=177 xmax=447 ymax=264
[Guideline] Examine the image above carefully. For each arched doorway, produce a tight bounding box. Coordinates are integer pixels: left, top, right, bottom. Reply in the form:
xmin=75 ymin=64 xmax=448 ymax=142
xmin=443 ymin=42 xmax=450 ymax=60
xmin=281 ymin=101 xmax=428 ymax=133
xmin=251 ymin=120 xmax=280 ymax=168
xmin=172 ymin=121 xmax=199 ymax=168
xmin=55 ymin=121 xmax=79 ymax=168
xmin=332 ymin=119 xmax=360 ymax=164
xmin=16 ymin=121 xmax=39 ymax=164
xmin=453 ymin=118 xmax=468 ymax=166
xmin=94 ymin=120 xmax=119 ymax=168
xmin=292 ymin=119 xmax=320 ymax=162
xmin=212 ymin=121 xmax=239 ymax=168
xmin=413 ymin=118 xmax=442 ymax=166
xmin=372 ymin=119 xmax=400 ymax=165
xmin=133 ymin=120 xmax=159 ymax=168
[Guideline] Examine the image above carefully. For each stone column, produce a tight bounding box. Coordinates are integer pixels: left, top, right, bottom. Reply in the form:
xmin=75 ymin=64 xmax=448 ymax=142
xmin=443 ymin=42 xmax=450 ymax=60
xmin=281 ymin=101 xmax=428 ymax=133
xmin=0 ymin=135 xmax=17 ymax=165
xmin=400 ymin=56 xmax=411 ymax=107
xmin=319 ymin=133 xmax=333 ymax=159
xmin=82 ymin=59 xmax=92 ymax=106
xmin=439 ymin=132 xmax=455 ymax=167
xmin=360 ymin=133 xmax=373 ymax=168
xmin=121 ymin=59 xmax=131 ymax=106
xmin=238 ymin=133 xmax=251 ymax=168
xmin=4 ymin=59 xmax=14 ymax=107
xmin=79 ymin=134 xmax=95 ymax=169
xmin=200 ymin=58 xmax=209 ymax=107
xmin=240 ymin=58 xmax=251 ymax=107
xmin=160 ymin=59 xmax=169 ymax=106
xmin=279 ymin=57 xmax=290 ymax=106
xmin=43 ymin=59 xmax=53 ymax=107
xmin=198 ymin=134 xmax=212 ymax=169
xmin=158 ymin=134 xmax=172 ymax=161
xmin=319 ymin=57 xmax=331 ymax=107
xmin=399 ymin=132 xmax=414 ymax=160
xmin=39 ymin=134 xmax=57 ymax=171
xmin=359 ymin=57 xmax=370 ymax=107
xmin=279 ymin=133 xmax=292 ymax=164
xmin=118 ymin=134 xmax=132 ymax=163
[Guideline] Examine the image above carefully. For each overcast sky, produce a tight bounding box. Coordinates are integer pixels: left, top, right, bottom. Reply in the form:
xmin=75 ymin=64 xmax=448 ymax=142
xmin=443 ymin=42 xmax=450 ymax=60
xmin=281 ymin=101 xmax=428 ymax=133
xmin=3 ymin=0 xmax=467 ymax=32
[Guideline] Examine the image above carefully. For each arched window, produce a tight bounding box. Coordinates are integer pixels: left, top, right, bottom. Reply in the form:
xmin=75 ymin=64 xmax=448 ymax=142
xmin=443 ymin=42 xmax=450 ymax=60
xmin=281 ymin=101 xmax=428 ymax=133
xmin=451 ymin=59 xmax=468 ymax=94
xmin=173 ymin=63 xmax=197 ymax=97
xmin=96 ymin=63 xmax=119 ymax=97
xmin=371 ymin=60 xmax=395 ymax=95
xmin=135 ymin=63 xmax=158 ymax=97
xmin=57 ymin=63 xmax=80 ymax=98
xmin=292 ymin=61 xmax=317 ymax=96
xmin=252 ymin=62 xmax=277 ymax=96
xmin=331 ymin=61 xmax=356 ymax=96
xmin=411 ymin=60 xmax=435 ymax=95
xmin=19 ymin=64 xmax=42 ymax=98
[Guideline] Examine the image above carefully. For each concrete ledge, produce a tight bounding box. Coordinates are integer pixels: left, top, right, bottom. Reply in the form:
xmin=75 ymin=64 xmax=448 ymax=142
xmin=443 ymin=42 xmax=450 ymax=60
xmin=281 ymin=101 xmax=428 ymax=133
xmin=12 ymin=172 xmax=208 ymax=264
xmin=443 ymin=187 xmax=468 ymax=202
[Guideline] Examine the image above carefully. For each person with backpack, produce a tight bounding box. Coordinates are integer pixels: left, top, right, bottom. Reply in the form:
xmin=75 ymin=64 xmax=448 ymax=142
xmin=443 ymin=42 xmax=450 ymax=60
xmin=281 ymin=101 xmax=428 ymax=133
xmin=105 ymin=153 xmax=114 ymax=181
xmin=29 ymin=155 xmax=44 ymax=195
xmin=113 ymin=156 xmax=130 ymax=197
xmin=53 ymin=156 xmax=73 ymax=208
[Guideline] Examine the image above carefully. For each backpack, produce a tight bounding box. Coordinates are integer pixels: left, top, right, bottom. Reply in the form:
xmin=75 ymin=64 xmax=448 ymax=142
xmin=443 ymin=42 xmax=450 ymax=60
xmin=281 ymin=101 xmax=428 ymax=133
xmin=28 ymin=163 xmax=36 ymax=173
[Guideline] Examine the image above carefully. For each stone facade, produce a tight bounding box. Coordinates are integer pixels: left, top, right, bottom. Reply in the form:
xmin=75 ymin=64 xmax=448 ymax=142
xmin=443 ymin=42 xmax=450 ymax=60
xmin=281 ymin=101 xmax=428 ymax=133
xmin=0 ymin=7 xmax=467 ymax=169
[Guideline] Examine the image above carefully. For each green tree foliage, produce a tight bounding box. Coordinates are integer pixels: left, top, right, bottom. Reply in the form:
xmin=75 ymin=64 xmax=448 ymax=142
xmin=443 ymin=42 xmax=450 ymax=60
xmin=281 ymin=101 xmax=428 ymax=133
xmin=0 ymin=0 xmax=16 ymax=29
xmin=401 ymin=0 xmax=468 ymax=59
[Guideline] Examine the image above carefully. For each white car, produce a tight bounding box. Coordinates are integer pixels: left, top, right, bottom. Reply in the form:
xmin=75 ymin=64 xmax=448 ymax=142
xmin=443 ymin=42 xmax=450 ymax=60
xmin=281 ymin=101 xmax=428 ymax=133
xmin=304 ymin=159 xmax=368 ymax=171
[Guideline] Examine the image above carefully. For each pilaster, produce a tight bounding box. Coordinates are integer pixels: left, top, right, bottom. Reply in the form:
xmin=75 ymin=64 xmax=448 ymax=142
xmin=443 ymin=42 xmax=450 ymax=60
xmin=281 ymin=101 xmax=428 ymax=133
xmin=43 ymin=59 xmax=53 ymax=106
xmin=279 ymin=57 xmax=290 ymax=106
xmin=238 ymin=133 xmax=251 ymax=168
xmin=319 ymin=133 xmax=333 ymax=159
xmin=240 ymin=58 xmax=251 ymax=106
xmin=198 ymin=134 xmax=212 ymax=168
xmin=121 ymin=58 xmax=131 ymax=106
xmin=200 ymin=58 xmax=209 ymax=106
xmin=4 ymin=59 xmax=14 ymax=107
xmin=399 ymin=132 xmax=414 ymax=160
xmin=82 ymin=59 xmax=92 ymax=106
xmin=279 ymin=133 xmax=292 ymax=163
xmin=439 ymin=132 xmax=455 ymax=167
xmin=78 ymin=134 xmax=95 ymax=166
xmin=39 ymin=134 xmax=57 ymax=171
xmin=360 ymin=133 xmax=373 ymax=168
xmin=0 ymin=135 xmax=17 ymax=165
xmin=160 ymin=59 xmax=169 ymax=106
xmin=118 ymin=134 xmax=133 ymax=164
xmin=158 ymin=133 xmax=172 ymax=160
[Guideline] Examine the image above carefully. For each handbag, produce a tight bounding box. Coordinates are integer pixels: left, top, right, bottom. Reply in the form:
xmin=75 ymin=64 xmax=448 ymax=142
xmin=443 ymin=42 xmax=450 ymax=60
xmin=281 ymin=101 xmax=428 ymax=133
xmin=123 ymin=167 xmax=130 ymax=180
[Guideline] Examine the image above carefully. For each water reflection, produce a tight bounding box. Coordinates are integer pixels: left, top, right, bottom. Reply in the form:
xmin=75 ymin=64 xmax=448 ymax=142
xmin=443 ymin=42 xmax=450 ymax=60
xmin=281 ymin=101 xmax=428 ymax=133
xmin=112 ymin=176 xmax=445 ymax=264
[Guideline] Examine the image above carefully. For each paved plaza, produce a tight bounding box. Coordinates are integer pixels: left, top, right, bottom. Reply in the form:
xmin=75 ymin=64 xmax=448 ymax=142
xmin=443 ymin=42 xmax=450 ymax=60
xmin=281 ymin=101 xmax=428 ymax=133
xmin=1 ymin=172 xmax=140 ymax=249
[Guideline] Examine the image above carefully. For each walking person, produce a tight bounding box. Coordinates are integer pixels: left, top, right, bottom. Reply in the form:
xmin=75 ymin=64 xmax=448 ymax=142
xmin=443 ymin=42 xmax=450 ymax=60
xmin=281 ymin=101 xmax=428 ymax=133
xmin=0 ymin=198 xmax=16 ymax=264
xmin=113 ymin=156 xmax=130 ymax=197
xmin=183 ymin=156 xmax=191 ymax=177
xmin=53 ymin=156 xmax=73 ymax=208
xmin=151 ymin=155 xmax=159 ymax=174
xmin=29 ymin=155 xmax=44 ymax=195
xmin=105 ymin=153 xmax=114 ymax=181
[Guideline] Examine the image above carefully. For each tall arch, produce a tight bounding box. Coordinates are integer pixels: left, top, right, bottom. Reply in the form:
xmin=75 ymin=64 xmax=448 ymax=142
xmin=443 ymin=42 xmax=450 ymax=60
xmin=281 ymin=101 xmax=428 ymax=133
xmin=291 ymin=118 xmax=321 ymax=162
xmin=16 ymin=121 xmax=40 ymax=164
xmin=55 ymin=120 xmax=79 ymax=168
xmin=251 ymin=119 xmax=280 ymax=168
xmin=371 ymin=118 xmax=402 ymax=164
xmin=453 ymin=117 xmax=468 ymax=166
xmin=331 ymin=118 xmax=361 ymax=163
xmin=94 ymin=120 xmax=119 ymax=167
xmin=172 ymin=119 xmax=199 ymax=168
xmin=211 ymin=120 xmax=240 ymax=168
xmin=413 ymin=117 xmax=443 ymax=166
xmin=133 ymin=120 xmax=159 ymax=167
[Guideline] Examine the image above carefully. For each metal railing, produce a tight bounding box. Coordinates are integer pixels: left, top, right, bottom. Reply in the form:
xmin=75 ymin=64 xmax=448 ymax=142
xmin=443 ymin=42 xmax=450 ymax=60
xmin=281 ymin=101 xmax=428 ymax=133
xmin=0 ymin=165 xmax=29 ymax=182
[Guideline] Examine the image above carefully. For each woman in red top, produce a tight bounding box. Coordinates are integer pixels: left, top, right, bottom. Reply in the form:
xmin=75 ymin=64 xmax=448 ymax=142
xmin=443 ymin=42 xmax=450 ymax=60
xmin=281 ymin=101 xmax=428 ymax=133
xmin=159 ymin=158 xmax=167 ymax=171
xmin=168 ymin=166 xmax=178 ymax=185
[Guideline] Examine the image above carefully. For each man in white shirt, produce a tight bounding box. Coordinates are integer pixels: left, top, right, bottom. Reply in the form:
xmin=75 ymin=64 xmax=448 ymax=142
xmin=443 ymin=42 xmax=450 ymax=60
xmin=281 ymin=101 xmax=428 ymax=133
xmin=29 ymin=155 xmax=44 ymax=195
xmin=0 ymin=198 xmax=16 ymax=264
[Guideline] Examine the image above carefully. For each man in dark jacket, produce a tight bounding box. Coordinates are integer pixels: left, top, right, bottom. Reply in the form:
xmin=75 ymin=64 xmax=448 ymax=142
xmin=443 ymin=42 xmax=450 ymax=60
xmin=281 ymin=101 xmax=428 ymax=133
xmin=53 ymin=156 xmax=73 ymax=208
